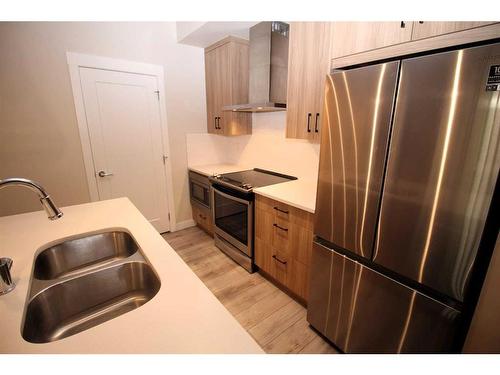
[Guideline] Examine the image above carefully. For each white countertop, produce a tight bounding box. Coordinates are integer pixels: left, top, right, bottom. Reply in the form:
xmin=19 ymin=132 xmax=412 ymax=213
xmin=0 ymin=198 xmax=263 ymax=354
xmin=188 ymin=164 xmax=249 ymax=177
xmin=254 ymin=179 xmax=317 ymax=214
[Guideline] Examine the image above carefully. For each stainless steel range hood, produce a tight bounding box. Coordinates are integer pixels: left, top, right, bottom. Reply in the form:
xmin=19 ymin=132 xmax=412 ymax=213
xmin=223 ymin=21 xmax=289 ymax=113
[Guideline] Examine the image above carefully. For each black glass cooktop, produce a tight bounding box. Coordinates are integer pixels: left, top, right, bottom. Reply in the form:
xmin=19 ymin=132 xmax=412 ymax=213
xmin=211 ymin=168 xmax=297 ymax=191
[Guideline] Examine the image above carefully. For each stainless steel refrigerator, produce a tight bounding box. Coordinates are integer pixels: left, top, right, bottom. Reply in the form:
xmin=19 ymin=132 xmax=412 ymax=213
xmin=308 ymin=42 xmax=500 ymax=353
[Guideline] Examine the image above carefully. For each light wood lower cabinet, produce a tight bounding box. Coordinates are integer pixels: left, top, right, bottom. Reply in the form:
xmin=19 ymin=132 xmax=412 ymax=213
xmin=192 ymin=203 xmax=213 ymax=235
xmin=254 ymin=195 xmax=314 ymax=302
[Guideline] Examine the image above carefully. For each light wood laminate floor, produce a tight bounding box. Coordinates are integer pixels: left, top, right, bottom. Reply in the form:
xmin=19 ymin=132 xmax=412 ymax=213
xmin=162 ymin=226 xmax=337 ymax=354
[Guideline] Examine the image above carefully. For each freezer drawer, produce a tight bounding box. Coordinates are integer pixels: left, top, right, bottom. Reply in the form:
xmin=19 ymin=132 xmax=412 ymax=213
xmin=374 ymin=43 xmax=500 ymax=301
xmin=307 ymin=241 xmax=461 ymax=353
xmin=315 ymin=61 xmax=399 ymax=259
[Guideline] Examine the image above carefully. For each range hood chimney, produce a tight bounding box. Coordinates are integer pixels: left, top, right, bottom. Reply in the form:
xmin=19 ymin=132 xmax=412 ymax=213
xmin=224 ymin=21 xmax=289 ymax=113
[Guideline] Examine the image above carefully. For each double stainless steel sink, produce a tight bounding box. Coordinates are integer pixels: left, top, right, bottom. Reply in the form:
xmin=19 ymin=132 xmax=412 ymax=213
xmin=22 ymin=231 xmax=161 ymax=344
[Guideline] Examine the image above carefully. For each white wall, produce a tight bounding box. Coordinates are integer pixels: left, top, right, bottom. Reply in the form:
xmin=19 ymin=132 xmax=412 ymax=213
xmin=0 ymin=22 xmax=207 ymax=227
xmin=187 ymin=112 xmax=320 ymax=182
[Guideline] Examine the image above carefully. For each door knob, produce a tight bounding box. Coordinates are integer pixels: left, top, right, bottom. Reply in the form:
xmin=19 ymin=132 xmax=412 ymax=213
xmin=97 ymin=171 xmax=114 ymax=178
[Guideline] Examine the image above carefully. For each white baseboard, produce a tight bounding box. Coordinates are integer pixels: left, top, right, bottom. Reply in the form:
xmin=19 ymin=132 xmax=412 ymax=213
xmin=172 ymin=218 xmax=196 ymax=232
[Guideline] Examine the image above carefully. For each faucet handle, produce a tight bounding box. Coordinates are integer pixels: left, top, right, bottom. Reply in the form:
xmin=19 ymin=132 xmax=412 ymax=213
xmin=2 ymin=258 xmax=13 ymax=270
xmin=0 ymin=257 xmax=15 ymax=295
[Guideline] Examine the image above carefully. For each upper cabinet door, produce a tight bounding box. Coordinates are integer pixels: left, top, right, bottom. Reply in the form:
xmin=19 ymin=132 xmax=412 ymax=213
xmin=330 ymin=22 xmax=413 ymax=59
xmin=204 ymin=48 xmax=220 ymax=134
xmin=286 ymin=22 xmax=333 ymax=141
xmin=204 ymin=37 xmax=252 ymax=136
xmin=411 ymin=21 xmax=496 ymax=40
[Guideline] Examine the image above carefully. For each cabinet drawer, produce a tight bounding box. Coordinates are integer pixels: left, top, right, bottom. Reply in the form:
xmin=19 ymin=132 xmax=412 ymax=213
xmin=255 ymin=237 xmax=291 ymax=286
xmin=256 ymin=195 xmax=314 ymax=228
xmin=256 ymin=199 xmax=314 ymax=263
xmin=192 ymin=203 xmax=213 ymax=234
xmin=255 ymin=194 xmax=314 ymax=302
xmin=255 ymin=236 xmax=309 ymax=301
xmin=271 ymin=217 xmax=291 ymax=252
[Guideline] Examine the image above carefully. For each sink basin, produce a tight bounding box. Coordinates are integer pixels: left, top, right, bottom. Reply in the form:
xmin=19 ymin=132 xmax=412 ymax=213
xmin=34 ymin=231 xmax=138 ymax=280
xmin=22 ymin=230 xmax=161 ymax=344
xmin=22 ymin=262 xmax=160 ymax=343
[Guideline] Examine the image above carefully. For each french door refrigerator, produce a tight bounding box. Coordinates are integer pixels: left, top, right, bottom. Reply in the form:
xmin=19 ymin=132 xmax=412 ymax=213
xmin=308 ymin=42 xmax=500 ymax=353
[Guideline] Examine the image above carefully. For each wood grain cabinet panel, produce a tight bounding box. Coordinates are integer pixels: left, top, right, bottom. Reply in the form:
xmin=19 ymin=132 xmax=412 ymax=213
xmin=204 ymin=37 xmax=252 ymax=136
xmin=411 ymin=21 xmax=496 ymax=40
xmin=254 ymin=195 xmax=314 ymax=303
xmin=286 ymin=22 xmax=333 ymax=141
xmin=191 ymin=203 xmax=213 ymax=235
xmin=330 ymin=21 xmax=413 ymax=59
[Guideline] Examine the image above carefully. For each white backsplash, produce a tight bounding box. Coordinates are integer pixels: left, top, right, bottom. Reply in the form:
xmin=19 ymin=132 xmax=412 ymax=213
xmin=186 ymin=112 xmax=320 ymax=181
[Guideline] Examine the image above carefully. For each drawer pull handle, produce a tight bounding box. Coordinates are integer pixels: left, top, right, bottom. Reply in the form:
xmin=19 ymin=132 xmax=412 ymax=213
xmin=272 ymin=254 xmax=287 ymax=265
xmin=273 ymin=206 xmax=289 ymax=214
xmin=273 ymin=223 xmax=288 ymax=232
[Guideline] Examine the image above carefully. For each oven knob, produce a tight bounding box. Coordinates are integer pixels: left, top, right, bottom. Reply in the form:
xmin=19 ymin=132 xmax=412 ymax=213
xmin=214 ymin=174 xmax=222 ymax=179
xmin=242 ymin=183 xmax=252 ymax=189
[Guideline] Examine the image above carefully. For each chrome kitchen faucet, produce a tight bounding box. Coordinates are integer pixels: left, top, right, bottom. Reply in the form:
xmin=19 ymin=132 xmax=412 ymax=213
xmin=0 ymin=178 xmax=63 ymax=295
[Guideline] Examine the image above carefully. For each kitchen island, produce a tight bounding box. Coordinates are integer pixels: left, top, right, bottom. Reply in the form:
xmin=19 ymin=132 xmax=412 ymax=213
xmin=0 ymin=198 xmax=263 ymax=353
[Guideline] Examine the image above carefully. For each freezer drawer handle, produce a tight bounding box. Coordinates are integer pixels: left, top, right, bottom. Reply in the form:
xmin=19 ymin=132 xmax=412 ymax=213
xmin=273 ymin=223 xmax=288 ymax=232
xmin=272 ymin=254 xmax=287 ymax=265
xmin=273 ymin=206 xmax=289 ymax=214
xmin=307 ymin=113 xmax=312 ymax=132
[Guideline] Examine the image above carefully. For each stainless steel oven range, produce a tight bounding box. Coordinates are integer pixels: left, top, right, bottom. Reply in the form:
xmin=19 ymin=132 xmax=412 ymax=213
xmin=209 ymin=169 xmax=296 ymax=272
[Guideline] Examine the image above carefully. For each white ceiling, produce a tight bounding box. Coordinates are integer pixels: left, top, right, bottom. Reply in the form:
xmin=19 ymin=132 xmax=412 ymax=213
xmin=176 ymin=22 xmax=259 ymax=48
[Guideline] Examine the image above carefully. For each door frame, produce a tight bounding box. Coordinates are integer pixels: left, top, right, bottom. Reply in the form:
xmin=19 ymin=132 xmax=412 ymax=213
xmin=66 ymin=52 xmax=176 ymax=231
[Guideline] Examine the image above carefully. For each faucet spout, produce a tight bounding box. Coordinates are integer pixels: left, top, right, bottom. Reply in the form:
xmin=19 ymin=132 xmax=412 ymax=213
xmin=0 ymin=178 xmax=63 ymax=220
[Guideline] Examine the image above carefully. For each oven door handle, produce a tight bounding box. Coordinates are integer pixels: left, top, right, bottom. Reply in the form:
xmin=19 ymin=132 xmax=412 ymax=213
xmin=212 ymin=185 xmax=251 ymax=206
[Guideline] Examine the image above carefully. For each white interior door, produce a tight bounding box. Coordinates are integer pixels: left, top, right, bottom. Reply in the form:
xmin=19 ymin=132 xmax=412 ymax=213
xmin=79 ymin=67 xmax=170 ymax=232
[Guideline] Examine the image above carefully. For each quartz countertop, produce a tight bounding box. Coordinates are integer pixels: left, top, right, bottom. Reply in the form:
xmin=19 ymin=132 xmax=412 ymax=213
xmin=254 ymin=179 xmax=317 ymax=214
xmin=0 ymin=198 xmax=263 ymax=354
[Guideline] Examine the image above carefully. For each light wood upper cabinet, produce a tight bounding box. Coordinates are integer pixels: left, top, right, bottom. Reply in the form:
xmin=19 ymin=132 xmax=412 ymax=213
xmin=204 ymin=37 xmax=252 ymax=136
xmin=286 ymin=22 xmax=333 ymax=141
xmin=411 ymin=21 xmax=496 ymax=40
xmin=330 ymin=22 xmax=413 ymax=58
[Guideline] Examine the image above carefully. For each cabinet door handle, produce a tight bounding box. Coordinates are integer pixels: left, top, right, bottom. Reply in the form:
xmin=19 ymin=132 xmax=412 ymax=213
xmin=307 ymin=113 xmax=312 ymax=133
xmin=217 ymin=116 xmax=222 ymax=130
xmin=315 ymin=113 xmax=320 ymax=133
xmin=214 ymin=116 xmax=218 ymax=129
xmin=272 ymin=254 xmax=287 ymax=265
xmin=273 ymin=223 xmax=288 ymax=232
xmin=273 ymin=206 xmax=289 ymax=214
xmin=400 ymin=21 xmax=406 ymax=28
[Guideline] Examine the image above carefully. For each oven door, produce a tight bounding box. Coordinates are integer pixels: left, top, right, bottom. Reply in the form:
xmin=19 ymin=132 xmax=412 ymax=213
xmin=212 ymin=185 xmax=253 ymax=257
